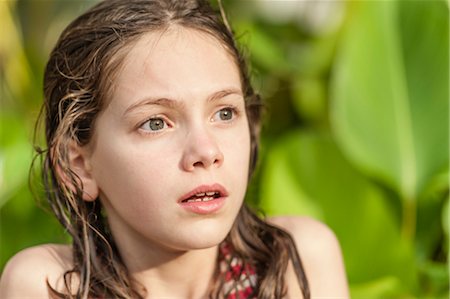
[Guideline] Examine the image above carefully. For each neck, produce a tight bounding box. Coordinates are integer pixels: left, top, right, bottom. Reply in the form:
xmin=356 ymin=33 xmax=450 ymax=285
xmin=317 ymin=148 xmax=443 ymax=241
xmin=130 ymin=246 xmax=219 ymax=299
xmin=110 ymin=225 xmax=220 ymax=299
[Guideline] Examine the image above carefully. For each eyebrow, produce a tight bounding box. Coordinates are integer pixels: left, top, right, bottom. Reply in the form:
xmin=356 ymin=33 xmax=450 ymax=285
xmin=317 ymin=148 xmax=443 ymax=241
xmin=123 ymin=88 xmax=243 ymax=116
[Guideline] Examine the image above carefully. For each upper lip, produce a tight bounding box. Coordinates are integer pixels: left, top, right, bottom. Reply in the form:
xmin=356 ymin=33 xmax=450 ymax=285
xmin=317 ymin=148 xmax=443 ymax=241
xmin=178 ymin=183 xmax=228 ymax=203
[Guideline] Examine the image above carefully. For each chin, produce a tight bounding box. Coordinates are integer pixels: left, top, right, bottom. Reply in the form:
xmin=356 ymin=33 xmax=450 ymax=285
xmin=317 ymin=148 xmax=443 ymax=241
xmin=174 ymin=221 xmax=232 ymax=250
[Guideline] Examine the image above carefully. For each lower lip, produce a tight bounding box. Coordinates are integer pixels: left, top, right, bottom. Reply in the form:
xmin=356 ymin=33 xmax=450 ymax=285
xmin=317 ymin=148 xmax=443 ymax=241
xmin=179 ymin=197 xmax=226 ymax=215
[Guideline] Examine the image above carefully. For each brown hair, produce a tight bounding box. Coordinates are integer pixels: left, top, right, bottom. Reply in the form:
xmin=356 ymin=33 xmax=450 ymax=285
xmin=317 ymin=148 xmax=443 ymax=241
xmin=38 ymin=0 xmax=309 ymax=298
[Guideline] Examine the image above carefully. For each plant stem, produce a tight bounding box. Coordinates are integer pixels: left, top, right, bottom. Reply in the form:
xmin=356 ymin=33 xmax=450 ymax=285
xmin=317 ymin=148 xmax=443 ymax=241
xmin=401 ymin=197 xmax=416 ymax=242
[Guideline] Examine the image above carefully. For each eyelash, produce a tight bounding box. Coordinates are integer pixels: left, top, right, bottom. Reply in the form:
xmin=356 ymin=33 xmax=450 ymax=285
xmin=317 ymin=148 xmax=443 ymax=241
xmin=138 ymin=106 xmax=241 ymax=135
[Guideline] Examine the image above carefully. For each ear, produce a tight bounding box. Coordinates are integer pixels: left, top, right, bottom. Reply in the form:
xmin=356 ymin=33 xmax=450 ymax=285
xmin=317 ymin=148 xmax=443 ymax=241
xmin=57 ymin=140 xmax=99 ymax=202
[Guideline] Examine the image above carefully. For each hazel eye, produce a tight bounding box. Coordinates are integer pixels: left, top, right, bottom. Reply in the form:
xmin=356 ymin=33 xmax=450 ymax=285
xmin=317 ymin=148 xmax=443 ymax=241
xmin=141 ymin=117 xmax=167 ymax=131
xmin=213 ymin=107 xmax=235 ymax=122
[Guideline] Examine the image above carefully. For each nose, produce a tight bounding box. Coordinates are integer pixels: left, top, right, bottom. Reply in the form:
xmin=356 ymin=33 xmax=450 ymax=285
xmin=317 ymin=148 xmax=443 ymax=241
xmin=180 ymin=127 xmax=224 ymax=172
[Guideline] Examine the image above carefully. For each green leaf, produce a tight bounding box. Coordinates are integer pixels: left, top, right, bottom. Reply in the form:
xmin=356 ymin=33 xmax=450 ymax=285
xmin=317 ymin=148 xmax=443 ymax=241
xmin=442 ymin=196 xmax=449 ymax=249
xmin=330 ymin=0 xmax=448 ymax=201
xmin=330 ymin=0 xmax=448 ymax=241
xmin=235 ymin=21 xmax=290 ymax=74
xmin=259 ymin=130 xmax=416 ymax=291
xmin=291 ymin=76 xmax=327 ymax=123
xmin=350 ymin=276 xmax=409 ymax=299
xmin=418 ymin=261 xmax=450 ymax=297
xmin=0 ymin=114 xmax=34 ymax=208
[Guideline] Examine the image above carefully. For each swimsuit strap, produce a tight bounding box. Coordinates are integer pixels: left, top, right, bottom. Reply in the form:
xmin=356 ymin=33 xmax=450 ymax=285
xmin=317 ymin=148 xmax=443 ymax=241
xmin=218 ymin=242 xmax=258 ymax=299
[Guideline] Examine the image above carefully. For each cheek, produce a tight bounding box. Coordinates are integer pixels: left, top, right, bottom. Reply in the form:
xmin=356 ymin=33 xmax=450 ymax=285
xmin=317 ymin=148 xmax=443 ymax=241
xmin=89 ymin=136 xmax=174 ymax=206
xmin=228 ymin=126 xmax=251 ymax=162
xmin=221 ymin=127 xmax=251 ymax=182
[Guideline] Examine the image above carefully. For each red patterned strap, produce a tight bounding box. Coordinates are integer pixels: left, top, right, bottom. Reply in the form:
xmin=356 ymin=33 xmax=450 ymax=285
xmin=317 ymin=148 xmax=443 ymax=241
xmin=218 ymin=242 xmax=258 ymax=299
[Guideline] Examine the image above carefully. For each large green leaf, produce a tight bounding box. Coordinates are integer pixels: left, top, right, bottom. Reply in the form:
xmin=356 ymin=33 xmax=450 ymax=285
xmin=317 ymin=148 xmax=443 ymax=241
xmin=350 ymin=276 xmax=407 ymax=299
xmin=330 ymin=1 xmax=448 ymax=201
xmin=259 ymin=131 xmax=416 ymax=296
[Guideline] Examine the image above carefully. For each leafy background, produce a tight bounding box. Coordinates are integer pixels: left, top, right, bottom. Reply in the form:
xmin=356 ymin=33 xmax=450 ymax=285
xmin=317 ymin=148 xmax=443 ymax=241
xmin=0 ymin=0 xmax=448 ymax=298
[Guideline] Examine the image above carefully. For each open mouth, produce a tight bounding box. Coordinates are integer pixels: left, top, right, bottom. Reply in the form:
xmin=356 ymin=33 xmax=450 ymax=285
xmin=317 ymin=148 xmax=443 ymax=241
xmin=181 ymin=191 xmax=222 ymax=203
xmin=178 ymin=184 xmax=228 ymax=214
xmin=179 ymin=184 xmax=228 ymax=204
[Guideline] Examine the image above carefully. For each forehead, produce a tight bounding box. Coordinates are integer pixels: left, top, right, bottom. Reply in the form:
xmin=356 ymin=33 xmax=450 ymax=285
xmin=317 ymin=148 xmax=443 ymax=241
xmin=109 ymin=26 xmax=242 ymax=108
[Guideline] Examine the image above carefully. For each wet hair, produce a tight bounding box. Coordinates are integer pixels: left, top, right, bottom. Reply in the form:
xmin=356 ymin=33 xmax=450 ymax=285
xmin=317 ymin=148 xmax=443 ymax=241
xmin=37 ymin=0 xmax=310 ymax=298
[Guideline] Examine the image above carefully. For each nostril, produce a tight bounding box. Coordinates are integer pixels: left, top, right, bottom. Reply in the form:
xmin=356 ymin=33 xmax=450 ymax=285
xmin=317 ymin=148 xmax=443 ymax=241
xmin=191 ymin=158 xmax=220 ymax=169
xmin=193 ymin=161 xmax=203 ymax=167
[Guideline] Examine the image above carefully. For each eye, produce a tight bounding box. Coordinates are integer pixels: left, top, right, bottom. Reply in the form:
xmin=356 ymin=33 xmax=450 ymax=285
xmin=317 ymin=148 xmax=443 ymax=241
xmin=212 ymin=107 xmax=235 ymax=122
xmin=140 ymin=117 xmax=168 ymax=132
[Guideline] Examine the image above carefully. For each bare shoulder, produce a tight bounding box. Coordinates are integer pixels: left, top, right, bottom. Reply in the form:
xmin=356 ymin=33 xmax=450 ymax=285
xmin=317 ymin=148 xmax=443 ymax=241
xmin=268 ymin=216 xmax=350 ymax=298
xmin=0 ymin=244 xmax=72 ymax=298
xmin=269 ymin=216 xmax=340 ymax=251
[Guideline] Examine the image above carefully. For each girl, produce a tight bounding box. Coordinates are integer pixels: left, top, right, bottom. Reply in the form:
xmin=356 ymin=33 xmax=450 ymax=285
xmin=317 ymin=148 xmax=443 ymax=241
xmin=0 ymin=0 xmax=348 ymax=298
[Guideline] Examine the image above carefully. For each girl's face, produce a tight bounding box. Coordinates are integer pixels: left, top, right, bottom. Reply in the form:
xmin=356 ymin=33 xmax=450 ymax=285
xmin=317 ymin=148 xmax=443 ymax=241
xmin=83 ymin=27 xmax=251 ymax=253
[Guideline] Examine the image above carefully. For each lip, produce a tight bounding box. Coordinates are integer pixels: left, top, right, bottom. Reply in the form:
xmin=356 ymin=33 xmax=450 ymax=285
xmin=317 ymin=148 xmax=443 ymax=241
xmin=178 ymin=183 xmax=228 ymax=215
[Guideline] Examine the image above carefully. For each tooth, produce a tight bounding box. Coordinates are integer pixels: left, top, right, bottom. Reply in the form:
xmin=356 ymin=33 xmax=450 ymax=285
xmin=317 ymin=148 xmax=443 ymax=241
xmin=184 ymin=196 xmax=216 ymax=203
xmin=206 ymin=192 xmax=215 ymax=196
xmin=196 ymin=193 xmax=205 ymax=197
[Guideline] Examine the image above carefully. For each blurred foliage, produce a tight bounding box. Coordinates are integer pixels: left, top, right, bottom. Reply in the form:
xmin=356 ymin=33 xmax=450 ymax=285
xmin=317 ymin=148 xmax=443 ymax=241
xmin=0 ymin=0 xmax=448 ymax=298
